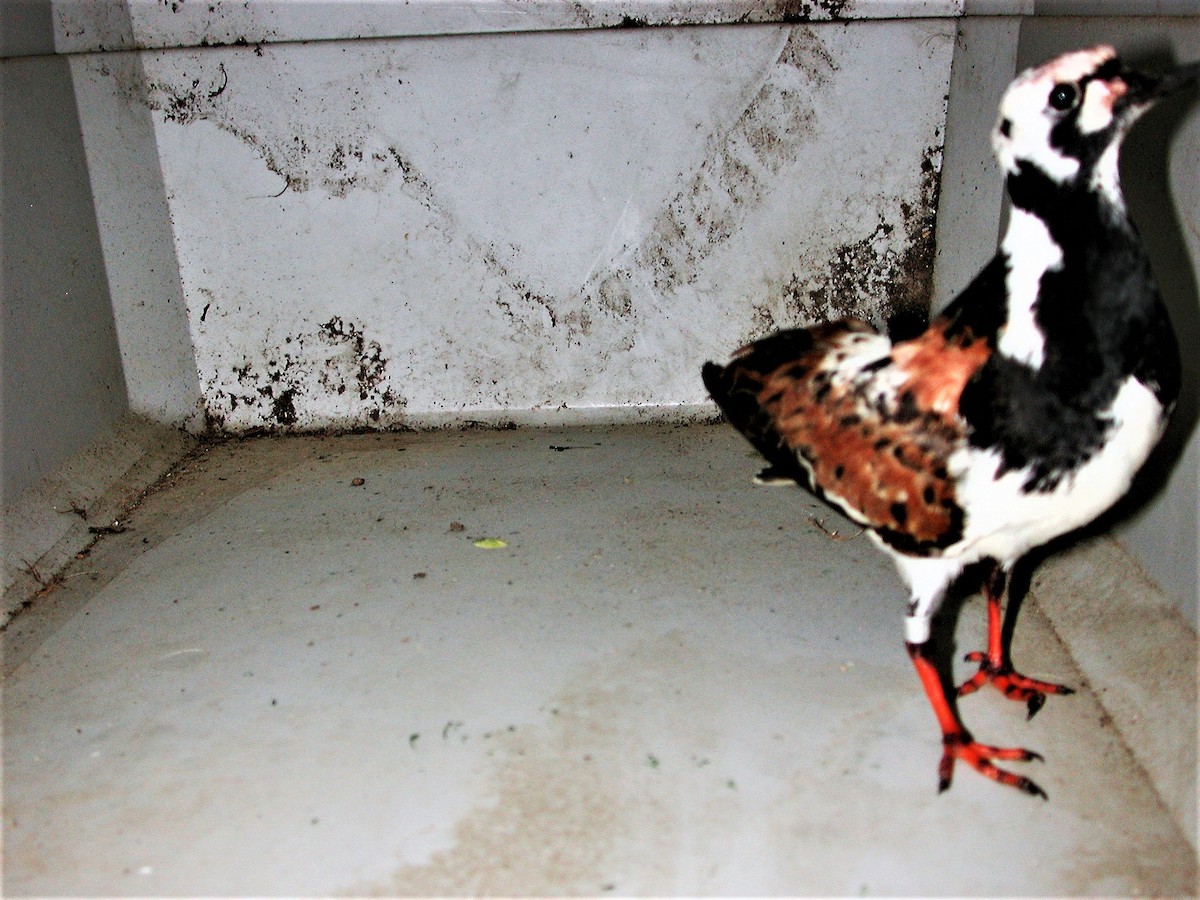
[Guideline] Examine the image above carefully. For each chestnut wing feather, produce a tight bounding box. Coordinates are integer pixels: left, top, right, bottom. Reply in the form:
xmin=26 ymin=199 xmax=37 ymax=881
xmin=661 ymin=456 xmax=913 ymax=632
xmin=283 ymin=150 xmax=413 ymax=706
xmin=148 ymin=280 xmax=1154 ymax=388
xmin=705 ymin=318 xmax=990 ymax=555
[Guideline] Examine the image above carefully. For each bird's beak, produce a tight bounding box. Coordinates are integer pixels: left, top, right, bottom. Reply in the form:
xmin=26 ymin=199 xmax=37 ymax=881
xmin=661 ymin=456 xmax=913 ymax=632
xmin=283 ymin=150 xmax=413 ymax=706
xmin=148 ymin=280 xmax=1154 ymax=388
xmin=1117 ymin=58 xmax=1200 ymax=111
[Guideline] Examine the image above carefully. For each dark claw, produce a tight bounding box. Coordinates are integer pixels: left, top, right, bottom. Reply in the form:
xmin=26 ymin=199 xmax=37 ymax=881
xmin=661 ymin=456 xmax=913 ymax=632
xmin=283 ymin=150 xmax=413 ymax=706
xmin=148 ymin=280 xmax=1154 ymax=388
xmin=937 ymin=753 xmax=955 ymax=794
xmin=1020 ymin=778 xmax=1049 ymax=800
xmin=1026 ymin=692 xmax=1046 ymax=720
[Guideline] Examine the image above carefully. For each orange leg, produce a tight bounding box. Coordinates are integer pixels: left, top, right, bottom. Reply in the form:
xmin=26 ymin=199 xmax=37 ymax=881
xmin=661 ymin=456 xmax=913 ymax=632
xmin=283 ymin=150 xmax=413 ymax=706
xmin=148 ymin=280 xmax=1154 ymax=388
xmin=957 ymin=565 xmax=1074 ymax=718
xmin=907 ymin=640 xmax=1046 ymax=798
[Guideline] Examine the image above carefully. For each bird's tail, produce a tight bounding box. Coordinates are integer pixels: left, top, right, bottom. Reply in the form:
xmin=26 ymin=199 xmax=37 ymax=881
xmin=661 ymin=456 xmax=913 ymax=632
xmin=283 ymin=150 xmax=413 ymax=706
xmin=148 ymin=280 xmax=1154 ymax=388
xmin=702 ymin=356 xmax=809 ymax=487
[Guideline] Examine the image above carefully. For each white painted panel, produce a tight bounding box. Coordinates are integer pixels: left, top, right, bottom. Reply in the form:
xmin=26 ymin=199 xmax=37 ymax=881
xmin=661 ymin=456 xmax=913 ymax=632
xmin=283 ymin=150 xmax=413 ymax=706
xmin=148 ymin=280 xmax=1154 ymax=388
xmin=79 ymin=20 xmax=954 ymax=431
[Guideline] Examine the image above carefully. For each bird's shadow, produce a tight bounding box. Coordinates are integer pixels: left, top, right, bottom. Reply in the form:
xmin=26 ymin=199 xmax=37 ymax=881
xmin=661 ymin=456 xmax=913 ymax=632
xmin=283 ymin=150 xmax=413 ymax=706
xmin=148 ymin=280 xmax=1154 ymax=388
xmin=925 ymin=563 xmax=984 ymax=706
xmin=1107 ymin=49 xmax=1200 ymax=522
xmin=925 ymin=557 xmax=1043 ymax=714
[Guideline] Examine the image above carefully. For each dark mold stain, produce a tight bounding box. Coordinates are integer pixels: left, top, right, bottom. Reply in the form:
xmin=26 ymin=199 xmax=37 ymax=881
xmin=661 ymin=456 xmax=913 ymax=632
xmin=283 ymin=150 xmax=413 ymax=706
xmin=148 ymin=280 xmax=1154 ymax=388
xmin=814 ymin=0 xmax=852 ymax=18
xmin=151 ymin=75 xmax=220 ymax=125
xmin=583 ymin=0 xmax=854 ymax=28
xmin=747 ymin=303 xmax=780 ymax=342
xmin=483 ymin=247 xmax=566 ymax=341
xmin=771 ymin=145 xmax=942 ymax=341
xmin=318 ymin=316 xmax=395 ymax=407
xmin=270 ymin=387 xmax=298 ymax=426
xmin=888 ymin=147 xmax=942 ymax=339
xmin=201 ymin=317 xmax=404 ymax=434
xmin=769 ymin=0 xmax=853 ymax=23
xmin=112 ymin=54 xmax=429 ymax=201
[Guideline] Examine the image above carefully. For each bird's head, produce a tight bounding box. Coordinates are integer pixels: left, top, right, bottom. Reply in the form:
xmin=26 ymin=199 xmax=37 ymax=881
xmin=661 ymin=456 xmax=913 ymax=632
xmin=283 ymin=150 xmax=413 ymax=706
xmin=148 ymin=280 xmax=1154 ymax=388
xmin=992 ymin=45 xmax=1199 ymax=202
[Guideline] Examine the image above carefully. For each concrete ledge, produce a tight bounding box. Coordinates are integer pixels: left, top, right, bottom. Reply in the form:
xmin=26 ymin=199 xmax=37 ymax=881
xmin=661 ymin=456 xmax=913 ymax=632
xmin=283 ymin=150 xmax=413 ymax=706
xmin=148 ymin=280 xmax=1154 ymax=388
xmin=1030 ymin=534 xmax=1198 ymax=850
xmin=2 ymin=413 xmax=196 ymax=626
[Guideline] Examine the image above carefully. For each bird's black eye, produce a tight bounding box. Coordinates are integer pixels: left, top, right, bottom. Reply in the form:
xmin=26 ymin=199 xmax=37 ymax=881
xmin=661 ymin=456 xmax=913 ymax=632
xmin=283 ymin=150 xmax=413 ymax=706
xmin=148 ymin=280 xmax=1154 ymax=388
xmin=1048 ymin=82 xmax=1078 ymax=111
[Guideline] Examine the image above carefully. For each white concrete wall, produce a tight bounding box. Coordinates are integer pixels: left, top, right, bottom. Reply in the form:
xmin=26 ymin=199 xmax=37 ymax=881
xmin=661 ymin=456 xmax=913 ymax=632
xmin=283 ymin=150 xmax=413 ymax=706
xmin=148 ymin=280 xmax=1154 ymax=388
xmin=68 ymin=15 xmax=957 ymax=432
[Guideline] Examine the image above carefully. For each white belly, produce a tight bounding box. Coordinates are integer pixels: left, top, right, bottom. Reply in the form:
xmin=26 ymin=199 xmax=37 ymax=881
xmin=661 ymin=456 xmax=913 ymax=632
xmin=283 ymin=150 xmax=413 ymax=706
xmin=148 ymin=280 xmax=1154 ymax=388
xmin=948 ymin=376 xmax=1167 ymax=566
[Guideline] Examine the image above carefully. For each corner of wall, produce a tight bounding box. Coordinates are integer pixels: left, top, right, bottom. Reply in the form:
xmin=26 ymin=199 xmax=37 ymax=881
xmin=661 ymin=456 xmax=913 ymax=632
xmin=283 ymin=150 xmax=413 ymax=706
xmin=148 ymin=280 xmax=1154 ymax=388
xmin=68 ymin=51 xmax=206 ymax=432
xmin=930 ymin=16 xmax=1019 ymax=312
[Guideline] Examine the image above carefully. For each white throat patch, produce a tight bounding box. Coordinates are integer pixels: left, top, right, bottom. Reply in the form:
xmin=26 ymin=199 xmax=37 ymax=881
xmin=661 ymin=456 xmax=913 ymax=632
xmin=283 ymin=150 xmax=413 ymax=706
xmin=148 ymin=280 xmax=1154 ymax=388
xmin=998 ymin=209 xmax=1062 ymax=369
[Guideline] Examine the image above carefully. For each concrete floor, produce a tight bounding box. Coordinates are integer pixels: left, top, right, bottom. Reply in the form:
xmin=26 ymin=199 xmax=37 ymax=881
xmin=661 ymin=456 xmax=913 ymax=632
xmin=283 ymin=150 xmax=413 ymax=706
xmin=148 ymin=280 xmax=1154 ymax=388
xmin=2 ymin=424 xmax=1194 ymax=895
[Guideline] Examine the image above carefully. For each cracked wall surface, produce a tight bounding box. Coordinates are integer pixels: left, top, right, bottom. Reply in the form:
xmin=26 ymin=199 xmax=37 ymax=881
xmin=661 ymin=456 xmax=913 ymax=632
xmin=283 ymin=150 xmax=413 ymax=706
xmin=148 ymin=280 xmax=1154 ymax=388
xmin=73 ymin=19 xmax=955 ymax=432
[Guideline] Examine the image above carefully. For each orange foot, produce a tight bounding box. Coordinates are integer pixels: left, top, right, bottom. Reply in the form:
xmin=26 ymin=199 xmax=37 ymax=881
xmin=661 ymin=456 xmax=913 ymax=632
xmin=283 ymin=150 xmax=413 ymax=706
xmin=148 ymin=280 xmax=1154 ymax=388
xmin=958 ymin=653 xmax=1075 ymax=718
xmin=940 ymin=729 xmax=1046 ymax=798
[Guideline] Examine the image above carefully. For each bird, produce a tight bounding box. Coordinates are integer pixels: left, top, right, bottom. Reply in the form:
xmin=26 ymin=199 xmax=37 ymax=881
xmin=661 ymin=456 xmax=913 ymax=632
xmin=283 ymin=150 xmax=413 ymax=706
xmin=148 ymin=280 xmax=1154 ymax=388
xmin=702 ymin=45 xmax=1197 ymax=798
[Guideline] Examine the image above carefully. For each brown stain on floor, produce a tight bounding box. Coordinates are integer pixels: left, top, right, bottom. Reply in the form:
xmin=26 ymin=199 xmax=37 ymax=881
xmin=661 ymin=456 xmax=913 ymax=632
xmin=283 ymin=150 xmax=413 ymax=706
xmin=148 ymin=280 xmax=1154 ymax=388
xmin=347 ymin=632 xmax=757 ymax=895
xmin=356 ymin=712 xmax=623 ymax=895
